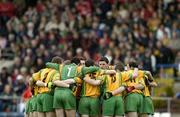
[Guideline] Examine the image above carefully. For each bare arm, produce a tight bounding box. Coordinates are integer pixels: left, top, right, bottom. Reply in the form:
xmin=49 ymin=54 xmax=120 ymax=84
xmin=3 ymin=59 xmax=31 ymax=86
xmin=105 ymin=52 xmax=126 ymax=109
xmin=134 ymin=83 xmax=144 ymax=90
xmin=132 ymin=68 xmax=138 ymax=79
xmin=149 ymin=81 xmax=158 ymax=87
xmin=146 ymin=71 xmax=154 ymax=82
xmin=104 ymin=70 xmax=116 ymax=75
xmin=36 ymin=80 xmax=47 ymax=87
xmin=53 ymin=80 xmax=69 ymax=87
xmin=112 ymin=86 xmax=126 ymax=95
xmin=63 ymin=79 xmax=76 ymax=84
xmin=29 ymin=78 xmax=34 ymax=87
xmin=84 ymin=77 xmax=101 ymax=86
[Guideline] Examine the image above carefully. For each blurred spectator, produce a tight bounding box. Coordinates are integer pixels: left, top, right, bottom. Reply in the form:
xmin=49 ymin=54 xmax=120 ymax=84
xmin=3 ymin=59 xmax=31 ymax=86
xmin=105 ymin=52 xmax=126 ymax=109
xmin=13 ymin=75 xmax=26 ymax=96
xmin=0 ymin=84 xmax=14 ymax=112
xmin=0 ymin=67 xmax=11 ymax=92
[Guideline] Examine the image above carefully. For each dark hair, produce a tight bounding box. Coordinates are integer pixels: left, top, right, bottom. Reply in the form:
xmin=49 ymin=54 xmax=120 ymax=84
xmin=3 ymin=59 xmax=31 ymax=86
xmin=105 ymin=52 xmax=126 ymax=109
xmin=115 ymin=62 xmax=124 ymax=71
xmin=99 ymin=57 xmax=109 ymax=64
xmin=85 ymin=59 xmax=94 ymax=67
xmin=79 ymin=56 xmax=86 ymax=61
xmin=129 ymin=60 xmax=138 ymax=68
xmin=71 ymin=57 xmax=80 ymax=65
xmin=63 ymin=60 xmax=71 ymax=65
xmin=51 ymin=56 xmax=63 ymax=64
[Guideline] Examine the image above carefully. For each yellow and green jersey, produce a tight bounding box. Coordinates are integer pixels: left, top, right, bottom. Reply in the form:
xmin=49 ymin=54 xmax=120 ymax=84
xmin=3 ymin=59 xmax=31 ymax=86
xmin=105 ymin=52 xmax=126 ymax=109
xmin=102 ymin=71 xmax=129 ymax=96
xmin=46 ymin=62 xmax=100 ymax=80
xmin=125 ymin=70 xmax=145 ymax=94
xmin=32 ymin=72 xmax=40 ymax=96
xmin=143 ymin=74 xmax=155 ymax=97
xmin=32 ymin=68 xmax=60 ymax=93
xmin=81 ymin=73 xmax=101 ymax=97
xmin=80 ymin=69 xmax=109 ymax=97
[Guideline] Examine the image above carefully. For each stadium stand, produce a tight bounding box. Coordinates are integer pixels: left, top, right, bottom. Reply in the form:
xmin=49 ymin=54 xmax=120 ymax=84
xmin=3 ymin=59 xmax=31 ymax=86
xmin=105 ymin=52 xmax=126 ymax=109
xmin=0 ymin=0 xmax=179 ymax=116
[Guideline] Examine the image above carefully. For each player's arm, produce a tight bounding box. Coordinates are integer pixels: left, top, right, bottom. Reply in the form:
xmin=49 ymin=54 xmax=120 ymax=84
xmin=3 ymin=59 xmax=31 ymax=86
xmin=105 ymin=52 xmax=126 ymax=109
xmin=84 ymin=77 xmax=101 ymax=86
xmin=80 ymin=66 xmax=100 ymax=76
xmin=46 ymin=62 xmax=59 ymax=70
xmin=36 ymin=80 xmax=47 ymax=87
xmin=53 ymin=80 xmax=69 ymax=87
xmin=145 ymin=71 xmax=157 ymax=87
xmin=52 ymin=73 xmax=69 ymax=87
xmin=111 ymin=86 xmax=126 ymax=95
xmin=110 ymin=74 xmax=127 ymax=95
xmin=149 ymin=81 xmax=158 ymax=87
xmin=63 ymin=77 xmax=82 ymax=84
xmin=132 ymin=68 xmax=138 ymax=79
xmin=63 ymin=79 xmax=75 ymax=84
xmin=134 ymin=83 xmax=144 ymax=90
xmin=101 ymin=69 xmax=116 ymax=75
xmin=84 ymin=75 xmax=104 ymax=86
xmin=29 ymin=77 xmax=34 ymax=87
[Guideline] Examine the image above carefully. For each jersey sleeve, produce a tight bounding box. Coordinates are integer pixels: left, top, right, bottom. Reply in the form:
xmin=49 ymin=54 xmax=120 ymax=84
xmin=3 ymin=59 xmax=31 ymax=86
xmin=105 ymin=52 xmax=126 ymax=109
xmin=32 ymin=71 xmax=41 ymax=81
xmin=52 ymin=72 xmax=60 ymax=81
xmin=74 ymin=77 xmax=83 ymax=84
xmin=96 ymin=75 xmax=106 ymax=85
xmin=138 ymin=76 xmax=145 ymax=87
xmin=144 ymin=71 xmax=154 ymax=82
xmin=81 ymin=66 xmax=100 ymax=76
xmin=46 ymin=62 xmax=59 ymax=70
xmin=120 ymin=72 xmax=128 ymax=87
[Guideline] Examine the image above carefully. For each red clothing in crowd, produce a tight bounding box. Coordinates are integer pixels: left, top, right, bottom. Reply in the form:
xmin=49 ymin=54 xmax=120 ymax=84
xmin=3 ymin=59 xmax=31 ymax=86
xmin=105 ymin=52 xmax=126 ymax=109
xmin=0 ymin=2 xmax=15 ymax=17
xmin=76 ymin=0 xmax=92 ymax=16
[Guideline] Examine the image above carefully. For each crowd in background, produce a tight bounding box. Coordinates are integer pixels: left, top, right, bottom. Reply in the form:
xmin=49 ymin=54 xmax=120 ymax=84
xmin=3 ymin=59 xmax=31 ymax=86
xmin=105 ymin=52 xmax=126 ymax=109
xmin=0 ymin=0 xmax=179 ymax=112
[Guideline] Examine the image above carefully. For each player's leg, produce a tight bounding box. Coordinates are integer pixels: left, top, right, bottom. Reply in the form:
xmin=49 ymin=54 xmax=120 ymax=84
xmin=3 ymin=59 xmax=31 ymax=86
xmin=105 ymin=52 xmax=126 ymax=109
xmin=25 ymin=99 xmax=31 ymax=117
xmin=127 ymin=112 xmax=138 ymax=117
xmin=25 ymin=114 xmax=29 ymax=117
xmin=140 ymin=96 xmax=154 ymax=117
xmin=79 ymin=97 xmax=90 ymax=116
xmin=103 ymin=96 xmax=115 ymax=117
xmin=125 ymin=93 xmax=139 ymax=117
xmin=90 ymin=97 xmax=100 ymax=117
xmin=53 ymin=88 xmax=65 ymax=117
xmin=37 ymin=94 xmax=45 ymax=117
xmin=31 ymin=96 xmax=38 ymax=117
xmin=29 ymin=112 xmax=33 ymax=117
xmin=38 ymin=112 xmax=46 ymax=117
xmin=63 ymin=89 xmax=76 ymax=117
xmin=65 ymin=110 xmax=76 ymax=117
xmin=46 ymin=111 xmax=56 ymax=117
xmin=81 ymin=115 xmax=89 ymax=117
xmin=115 ymin=96 xmax=124 ymax=117
xmin=42 ymin=92 xmax=55 ymax=117
xmin=140 ymin=114 xmax=148 ymax=117
xmin=55 ymin=109 xmax=65 ymax=117
xmin=33 ymin=112 xmax=38 ymax=117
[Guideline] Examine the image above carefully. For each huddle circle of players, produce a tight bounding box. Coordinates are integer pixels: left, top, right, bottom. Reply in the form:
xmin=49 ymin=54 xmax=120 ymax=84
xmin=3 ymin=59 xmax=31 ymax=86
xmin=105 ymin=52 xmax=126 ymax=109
xmin=26 ymin=56 xmax=157 ymax=117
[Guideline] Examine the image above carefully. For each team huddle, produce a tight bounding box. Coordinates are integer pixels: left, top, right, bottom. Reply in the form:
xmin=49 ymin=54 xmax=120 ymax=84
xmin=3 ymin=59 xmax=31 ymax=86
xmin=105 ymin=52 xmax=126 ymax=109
xmin=25 ymin=56 xmax=157 ymax=117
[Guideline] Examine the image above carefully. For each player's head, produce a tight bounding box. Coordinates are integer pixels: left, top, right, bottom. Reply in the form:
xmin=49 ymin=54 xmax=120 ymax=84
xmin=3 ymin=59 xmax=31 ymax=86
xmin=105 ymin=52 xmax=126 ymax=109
xmin=128 ymin=59 xmax=138 ymax=69
xmin=79 ymin=57 xmax=86 ymax=66
xmin=63 ymin=60 xmax=71 ymax=65
xmin=115 ymin=61 xmax=124 ymax=72
xmin=71 ymin=57 xmax=80 ymax=65
xmin=85 ymin=59 xmax=94 ymax=67
xmin=99 ymin=57 xmax=109 ymax=69
xmin=51 ymin=56 xmax=63 ymax=64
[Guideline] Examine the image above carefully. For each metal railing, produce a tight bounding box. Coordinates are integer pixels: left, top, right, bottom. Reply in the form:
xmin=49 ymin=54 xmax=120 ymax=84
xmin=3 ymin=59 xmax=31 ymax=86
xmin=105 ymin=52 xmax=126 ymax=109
xmin=152 ymin=97 xmax=173 ymax=112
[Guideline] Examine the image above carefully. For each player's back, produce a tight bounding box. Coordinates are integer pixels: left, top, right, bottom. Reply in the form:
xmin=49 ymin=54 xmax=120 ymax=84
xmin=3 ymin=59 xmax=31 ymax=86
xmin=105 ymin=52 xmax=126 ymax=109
xmin=61 ymin=63 xmax=78 ymax=80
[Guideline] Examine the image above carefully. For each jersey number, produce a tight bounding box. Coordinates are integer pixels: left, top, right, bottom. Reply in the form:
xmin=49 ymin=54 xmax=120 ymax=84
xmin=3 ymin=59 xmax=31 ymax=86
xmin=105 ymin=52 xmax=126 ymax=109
xmin=67 ymin=67 xmax=73 ymax=77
